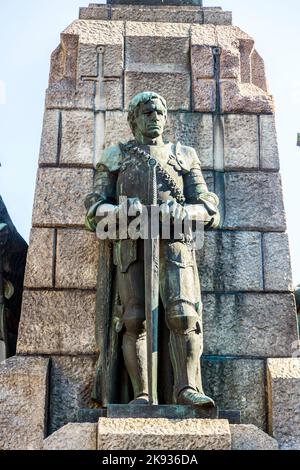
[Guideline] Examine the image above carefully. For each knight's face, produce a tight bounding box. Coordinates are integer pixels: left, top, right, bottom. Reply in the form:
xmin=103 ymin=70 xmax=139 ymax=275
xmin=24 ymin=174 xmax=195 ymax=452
xmin=134 ymin=99 xmax=167 ymax=139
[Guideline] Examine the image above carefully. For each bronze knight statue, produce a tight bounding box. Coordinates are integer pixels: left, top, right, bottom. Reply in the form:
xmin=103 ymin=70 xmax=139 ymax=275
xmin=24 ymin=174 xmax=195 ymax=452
xmin=0 ymin=196 xmax=27 ymax=358
xmin=85 ymin=92 xmax=220 ymax=408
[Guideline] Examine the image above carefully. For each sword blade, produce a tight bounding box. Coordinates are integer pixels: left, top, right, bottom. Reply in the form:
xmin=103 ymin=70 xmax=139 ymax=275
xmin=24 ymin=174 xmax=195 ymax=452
xmin=144 ymin=209 xmax=159 ymax=406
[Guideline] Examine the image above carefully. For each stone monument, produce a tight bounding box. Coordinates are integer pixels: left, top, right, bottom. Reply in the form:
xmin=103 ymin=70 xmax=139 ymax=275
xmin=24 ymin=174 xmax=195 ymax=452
xmin=0 ymin=1 xmax=299 ymax=451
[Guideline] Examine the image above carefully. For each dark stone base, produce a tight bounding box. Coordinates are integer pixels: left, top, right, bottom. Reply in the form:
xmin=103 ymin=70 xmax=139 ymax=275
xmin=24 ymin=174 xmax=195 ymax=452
xmin=107 ymin=404 xmax=218 ymax=419
xmin=77 ymin=406 xmax=241 ymax=423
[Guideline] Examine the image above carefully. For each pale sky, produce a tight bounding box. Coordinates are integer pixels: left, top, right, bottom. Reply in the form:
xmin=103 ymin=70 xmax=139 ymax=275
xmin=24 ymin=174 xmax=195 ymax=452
xmin=0 ymin=0 xmax=300 ymax=284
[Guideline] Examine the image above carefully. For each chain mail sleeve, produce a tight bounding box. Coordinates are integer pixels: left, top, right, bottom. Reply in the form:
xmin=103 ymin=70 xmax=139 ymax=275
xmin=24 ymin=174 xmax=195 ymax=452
xmin=182 ymin=147 xmax=220 ymax=229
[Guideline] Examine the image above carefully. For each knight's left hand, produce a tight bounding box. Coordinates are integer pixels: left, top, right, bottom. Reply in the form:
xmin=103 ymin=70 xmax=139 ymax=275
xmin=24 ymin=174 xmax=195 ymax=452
xmin=161 ymin=200 xmax=187 ymax=221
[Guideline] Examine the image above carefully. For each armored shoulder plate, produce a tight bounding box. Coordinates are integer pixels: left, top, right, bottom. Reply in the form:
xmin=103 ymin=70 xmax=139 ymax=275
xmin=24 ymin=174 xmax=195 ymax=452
xmin=96 ymin=145 xmax=123 ymax=173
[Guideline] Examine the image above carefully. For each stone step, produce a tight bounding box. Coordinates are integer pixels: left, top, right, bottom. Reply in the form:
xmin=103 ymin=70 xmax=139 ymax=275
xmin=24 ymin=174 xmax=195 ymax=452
xmin=42 ymin=420 xmax=278 ymax=451
xmin=230 ymin=424 xmax=278 ymax=451
xmin=97 ymin=418 xmax=231 ymax=450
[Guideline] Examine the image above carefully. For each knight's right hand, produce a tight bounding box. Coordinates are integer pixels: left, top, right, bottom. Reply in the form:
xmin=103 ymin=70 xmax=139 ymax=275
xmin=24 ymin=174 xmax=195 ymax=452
xmin=119 ymin=197 xmax=143 ymax=217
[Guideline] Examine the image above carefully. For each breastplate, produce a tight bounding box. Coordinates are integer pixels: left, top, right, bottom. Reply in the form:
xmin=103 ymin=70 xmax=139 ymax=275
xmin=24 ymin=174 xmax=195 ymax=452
xmin=116 ymin=143 xmax=184 ymax=206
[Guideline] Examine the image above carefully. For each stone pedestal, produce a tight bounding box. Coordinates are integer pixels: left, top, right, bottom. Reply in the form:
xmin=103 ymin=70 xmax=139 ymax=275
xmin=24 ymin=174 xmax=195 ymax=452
xmin=97 ymin=418 xmax=231 ymax=450
xmin=230 ymin=425 xmax=278 ymax=451
xmin=43 ymin=423 xmax=97 ymax=451
xmin=41 ymin=419 xmax=280 ymax=450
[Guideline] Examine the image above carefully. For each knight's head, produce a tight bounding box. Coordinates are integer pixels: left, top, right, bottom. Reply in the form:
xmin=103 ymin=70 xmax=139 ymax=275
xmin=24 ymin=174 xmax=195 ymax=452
xmin=128 ymin=92 xmax=167 ymax=141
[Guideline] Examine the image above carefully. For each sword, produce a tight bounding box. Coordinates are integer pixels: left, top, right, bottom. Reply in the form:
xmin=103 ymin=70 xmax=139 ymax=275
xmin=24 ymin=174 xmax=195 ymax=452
xmin=144 ymin=158 xmax=159 ymax=406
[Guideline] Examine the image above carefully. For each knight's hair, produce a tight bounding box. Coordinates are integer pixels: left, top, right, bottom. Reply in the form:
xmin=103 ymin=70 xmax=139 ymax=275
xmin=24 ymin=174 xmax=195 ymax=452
xmin=127 ymin=91 xmax=167 ymax=135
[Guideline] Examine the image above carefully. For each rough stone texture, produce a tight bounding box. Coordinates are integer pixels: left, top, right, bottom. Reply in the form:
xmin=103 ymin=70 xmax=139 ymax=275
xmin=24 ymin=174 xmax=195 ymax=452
xmin=125 ymin=72 xmax=191 ymax=111
xmin=260 ymin=115 xmax=280 ymax=171
xmin=49 ymin=356 xmax=97 ymax=434
xmin=165 ymin=113 xmax=213 ymax=168
xmin=39 ymin=110 xmax=60 ymax=166
xmin=203 ymin=9 xmax=232 ymax=26
xmin=202 ymin=358 xmax=266 ymax=430
xmin=223 ymin=114 xmax=259 ymax=170
xmin=191 ymin=24 xmax=217 ymax=46
xmin=230 ymin=424 xmax=278 ymax=450
xmin=125 ymin=21 xmax=190 ymax=38
xmin=77 ymin=43 xmax=98 ymax=78
xmin=220 ymin=81 xmax=275 ymax=114
xmin=46 ymin=82 xmax=95 ymax=111
xmin=49 ymin=33 xmax=79 ymax=88
xmin=239 ymin=38 xmax=254 ymax=83
xmin=46 ymin=33 xmax=95 ymax=111
xmin=105 ymin=111 xmax=132 ymax=147
xmin=103 ymin=44 xmax=124 ymax=78
xmin=104 ymin=78 xmax=123 ymax=111
xmin=267 ymin=359 xmax=300 ymax=450
xmin=79 ymin=5 xmax=232 ymax=25
xmin=126 ymin=36 xmax=190 ymax=70
xmin=64 ymin=20 xmax=124 ymax=45
xmin=17 ymin=290 xmax=97 ymax=355
xmin=223 ymin=172 xmax=286 ymax=231
xmin=191 ymin=45 xmax=214 ymax=79
xmin=56 ymin=39 xmax=124 ymax=110
xmin=113 ymin=5 xmax=203 ymax=23
xmin=220 ymin=50 xmax=240 ymax=80
xmin=80 ymin=5 xmax=110 ymax=21
xmin=198 ymin=231 xmax=263 ymax=292
xmin=60 ymin=111 xmax=94 ymax=166
xmin=32 ymin=168 xmax=93 ymax=227
xmin=44 ymin=423 xmax=97 ymax=450
xmin=193 ymin=79 xmax=216 ymax=112
xmin=24 ymin=228 xmax=55 ymax=288
xmin=97 ymin=418 xmax=231 ymax=450
xmin=56 ymin=229 xmax=100 ymax=289
xmin=0 ymin=356 xmax=49 ymax=450
xmin=251 ymin=50 xmax=268 ymax=93
xmin=202 ymin=293 xmax=298 ymax=357
xmin=263 ymin=233 xmax=294 ymax=292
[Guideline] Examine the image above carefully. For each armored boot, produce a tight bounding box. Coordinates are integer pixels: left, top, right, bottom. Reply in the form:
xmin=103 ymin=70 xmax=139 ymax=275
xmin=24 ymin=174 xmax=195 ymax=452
xmin=168 ymin=304 xmax=215 ymax=408
xmin=122 ymin=330 xmax=149 ymax=405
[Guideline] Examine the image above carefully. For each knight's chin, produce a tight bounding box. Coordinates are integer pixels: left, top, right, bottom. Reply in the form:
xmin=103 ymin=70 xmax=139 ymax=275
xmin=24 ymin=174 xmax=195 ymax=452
xmin=146 ymin=129 xmax=162 ymax=138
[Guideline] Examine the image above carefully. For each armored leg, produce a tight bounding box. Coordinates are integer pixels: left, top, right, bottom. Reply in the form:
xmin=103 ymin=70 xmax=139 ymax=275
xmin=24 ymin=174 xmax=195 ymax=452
xmin=122 ymin=304 xmax=148 ymax=402
xmin=160 ymin=241 xmax=214 ymax=407
xmin=166 ymin=302 xmax=201 ymax=395
xmin=117 ymin=260 xmax=148 ymax=403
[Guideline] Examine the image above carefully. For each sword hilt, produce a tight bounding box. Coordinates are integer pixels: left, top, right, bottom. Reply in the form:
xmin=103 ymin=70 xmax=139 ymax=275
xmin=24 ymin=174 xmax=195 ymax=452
xmin=148 ymin=158 xmax=158 ymax=207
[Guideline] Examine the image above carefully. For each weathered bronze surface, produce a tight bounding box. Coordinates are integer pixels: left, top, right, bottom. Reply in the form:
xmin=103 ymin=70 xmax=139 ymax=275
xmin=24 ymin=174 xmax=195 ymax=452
xmin=0 ymin=196 xmax=27 ymax=358
xmin=85 ymin=91 xmax=220 ymax=408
